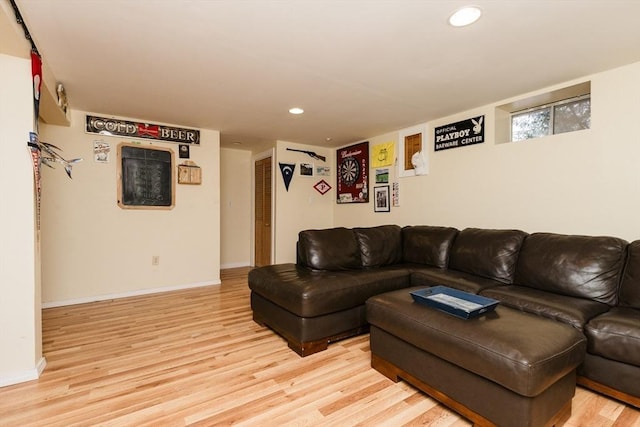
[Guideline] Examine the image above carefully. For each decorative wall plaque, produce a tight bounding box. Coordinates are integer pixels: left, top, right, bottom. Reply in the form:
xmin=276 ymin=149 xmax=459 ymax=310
xmin=336 ymin=141 xmax=369 ymax=204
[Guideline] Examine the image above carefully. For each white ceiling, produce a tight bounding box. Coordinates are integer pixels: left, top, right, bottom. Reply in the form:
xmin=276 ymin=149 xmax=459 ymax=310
xmin=15 ymin=0 xmax=640 ymax=150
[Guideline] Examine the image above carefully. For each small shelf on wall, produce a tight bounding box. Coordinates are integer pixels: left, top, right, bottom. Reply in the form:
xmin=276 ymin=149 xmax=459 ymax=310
xmin=39 ymin=61 xmax=70 ymax=126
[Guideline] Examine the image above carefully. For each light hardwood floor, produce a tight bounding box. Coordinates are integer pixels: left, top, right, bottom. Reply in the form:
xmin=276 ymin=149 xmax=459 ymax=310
xmin=1 ymin=267 xmax=638 ymax=426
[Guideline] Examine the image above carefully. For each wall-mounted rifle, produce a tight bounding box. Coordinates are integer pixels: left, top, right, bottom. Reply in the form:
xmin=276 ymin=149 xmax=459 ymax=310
xmin=286 ymin=148 xmax=326 ymax=162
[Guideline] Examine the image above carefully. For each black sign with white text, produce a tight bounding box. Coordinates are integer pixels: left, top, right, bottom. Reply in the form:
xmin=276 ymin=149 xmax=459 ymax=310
xmin=434 ymin=115 xmax=484 ymax=151
xmin=86 ymin=115 xmax=200 ymax=144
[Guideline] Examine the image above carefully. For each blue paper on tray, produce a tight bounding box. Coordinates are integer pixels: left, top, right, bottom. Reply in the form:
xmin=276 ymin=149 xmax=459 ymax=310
xmin=410 ymin=285 xmax=499 ymax=319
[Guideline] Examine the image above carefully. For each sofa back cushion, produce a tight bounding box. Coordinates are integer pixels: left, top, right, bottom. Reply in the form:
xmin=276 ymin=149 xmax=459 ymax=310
xmin=297 ymin=227 xmax=361 ymax=270
xmin=514 ymin=233 xmax=627 ymax=305
xmin=402 ymin=226 xmax=459 ymax=268
xmin=448 ymin=228 xmax=527 ymax=284
xmin=353 ymin=225 xmax=402 ymax=268
xmin=619 ymin=240 xmax=640 ymax=309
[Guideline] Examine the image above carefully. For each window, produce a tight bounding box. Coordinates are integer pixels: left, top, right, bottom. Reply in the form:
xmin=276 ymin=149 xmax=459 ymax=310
xmin=494 ymin=81 xmax=590 ymax=145
xmin=404 ymin=133 xmax=422 ymax=171
xmin=397 ymin=124 xmax=427 ymax=177
xmin=511 ymin=95 xmax=590 ymax=142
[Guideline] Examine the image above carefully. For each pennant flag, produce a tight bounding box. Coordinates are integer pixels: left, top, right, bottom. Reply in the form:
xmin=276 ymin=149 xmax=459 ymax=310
xmin=279 ymin=162 xmax=295 ymax=191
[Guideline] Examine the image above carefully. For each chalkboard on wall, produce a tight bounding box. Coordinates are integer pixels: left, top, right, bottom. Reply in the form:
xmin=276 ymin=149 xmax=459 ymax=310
xmin=117 ymin=143 xmax=175 ymax=209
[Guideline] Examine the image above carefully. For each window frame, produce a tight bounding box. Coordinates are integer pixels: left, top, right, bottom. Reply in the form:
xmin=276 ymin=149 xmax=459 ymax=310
xmin=510 ymin=94 xmax=590 ymax=142
xmin=397 ymin=123 xmax=427 ymax=178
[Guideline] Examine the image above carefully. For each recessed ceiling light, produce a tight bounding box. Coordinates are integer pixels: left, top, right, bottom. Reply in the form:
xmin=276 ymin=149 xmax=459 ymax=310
xmin=289 ymin=107 xmax=304 ymax=115
xmin=449 ymin=6 xmax=482 ymax=27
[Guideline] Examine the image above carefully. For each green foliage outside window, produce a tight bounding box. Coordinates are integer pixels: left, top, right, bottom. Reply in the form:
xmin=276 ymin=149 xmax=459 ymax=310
xmin=511 ymin=96 xmax=590 ymax=142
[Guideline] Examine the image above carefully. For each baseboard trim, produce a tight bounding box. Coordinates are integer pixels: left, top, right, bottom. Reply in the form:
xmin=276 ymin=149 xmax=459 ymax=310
xmin=42 ymin=280 xmax=222 ymax=309
xmin=0 ymin=357 xmax=47 ymax=388
xmin=221 ymin=262 xmax=251 ymax=269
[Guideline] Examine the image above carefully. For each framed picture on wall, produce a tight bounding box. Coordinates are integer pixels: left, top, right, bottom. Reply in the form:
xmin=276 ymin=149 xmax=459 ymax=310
xmin=300 ymin=162 xmax=314 ymax=176
xmin=337 ymin=141 xmax=369 ymax=204
xmin=117 ymin=143 xmax=175 ymax=209
xmin=398 ymin=123 xmax=427 ymax=178
xmin=374 ymin=185 xmax=390 ymax=212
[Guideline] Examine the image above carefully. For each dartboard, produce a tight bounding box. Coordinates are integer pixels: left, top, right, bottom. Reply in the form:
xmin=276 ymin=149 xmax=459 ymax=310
xmin=340 ymin=156 xmax=360 ymax=186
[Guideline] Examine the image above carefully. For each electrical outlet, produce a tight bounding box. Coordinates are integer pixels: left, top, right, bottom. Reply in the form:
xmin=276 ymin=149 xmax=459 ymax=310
xmin=152 ymin=256 xmax=160 ymax=266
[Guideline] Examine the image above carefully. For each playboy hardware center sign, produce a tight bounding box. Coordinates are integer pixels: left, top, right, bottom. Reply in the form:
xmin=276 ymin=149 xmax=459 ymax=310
xmin=434 ymin=115 xmax=484 ymax=151
xmin=86 ymin=115 xmax=200 ymax=144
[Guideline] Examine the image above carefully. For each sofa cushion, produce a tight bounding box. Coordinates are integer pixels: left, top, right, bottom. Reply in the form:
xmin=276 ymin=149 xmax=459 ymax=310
xmin=354 ymin=225 xmax=402 ymax=267
xmin=402 ymin=225 xmax=459 ymax=268
xmin=585 ymin=307 xmax=640 ymax=366
xmin=248 ymin=263 xmax=411 ymax=317
xmin=448 ymin=228 xmax=527 ymax=284
xmin=481 ymin=285 xmax=610 ymax=331
xmin=297 ymin=227 xmax=361 ymax=270
xmin=514 ymin=233 xmax=627 ymax=305
xmin=620 ymin=240 xmax=640 ymax=309
xmin=410 ymin=266 xmax=505 ymax=294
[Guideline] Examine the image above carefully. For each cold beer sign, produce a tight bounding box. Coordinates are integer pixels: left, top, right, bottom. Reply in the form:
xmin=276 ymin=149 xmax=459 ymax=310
xmin=86 ymin=115 xmax=200 ymax=145
xmin=434 ymin=115 xmax=484 ymax=151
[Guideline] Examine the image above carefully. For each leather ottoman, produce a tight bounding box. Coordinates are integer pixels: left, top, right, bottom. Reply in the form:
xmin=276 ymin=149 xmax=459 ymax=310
xmin=366 ymin=287 xmax=587 ymax=427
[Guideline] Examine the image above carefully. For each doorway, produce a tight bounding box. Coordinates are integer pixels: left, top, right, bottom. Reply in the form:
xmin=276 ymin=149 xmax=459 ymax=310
xmin=254 ymin=156 xmax=272 ymax=266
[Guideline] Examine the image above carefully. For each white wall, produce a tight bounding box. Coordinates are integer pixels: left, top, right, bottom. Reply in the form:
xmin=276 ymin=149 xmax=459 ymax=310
xmin=220 ymin=147 xmax=252 ymax=268
xmin=273 ymin=140 xmax=334 ymax=263
xmin=335 ymin=62 xmax=640 ymax=242
xmin=39 ymin=110 xmax=221 ymax=305
xmin=0 ymin=53 xmax=43 ymax=386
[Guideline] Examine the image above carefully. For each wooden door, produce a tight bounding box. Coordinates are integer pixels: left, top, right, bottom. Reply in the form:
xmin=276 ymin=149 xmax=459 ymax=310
xmin=254 ymin=157 xmax=272 ymax=266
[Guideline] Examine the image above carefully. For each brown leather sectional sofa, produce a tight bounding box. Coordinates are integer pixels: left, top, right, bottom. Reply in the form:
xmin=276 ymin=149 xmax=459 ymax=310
xmin=248 ymin=225 xmax=640 ymax=409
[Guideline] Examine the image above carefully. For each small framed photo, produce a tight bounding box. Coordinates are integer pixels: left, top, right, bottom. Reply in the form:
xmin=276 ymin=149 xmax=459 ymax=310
xmin=300 ymin=162 xmax=314 ymax=176
xmin=374 ymin=185 xmax=390 ymax=212
xmin=375 ymin=168 xmax=389 ymax=183
xmin=316 ymin=166 xmax=330 ymax=176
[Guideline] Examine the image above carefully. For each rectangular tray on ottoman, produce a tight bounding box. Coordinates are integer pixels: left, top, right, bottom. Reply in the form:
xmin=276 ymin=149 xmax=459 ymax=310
xmin=367 ymin=287 xmax=587 ymax=427
xmin=410 ymin=285 xmax=498 ymax=319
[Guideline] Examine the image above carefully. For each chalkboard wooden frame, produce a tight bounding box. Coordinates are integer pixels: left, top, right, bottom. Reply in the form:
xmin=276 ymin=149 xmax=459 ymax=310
xmin=117 ymin=143 xmax=175 ymax=209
